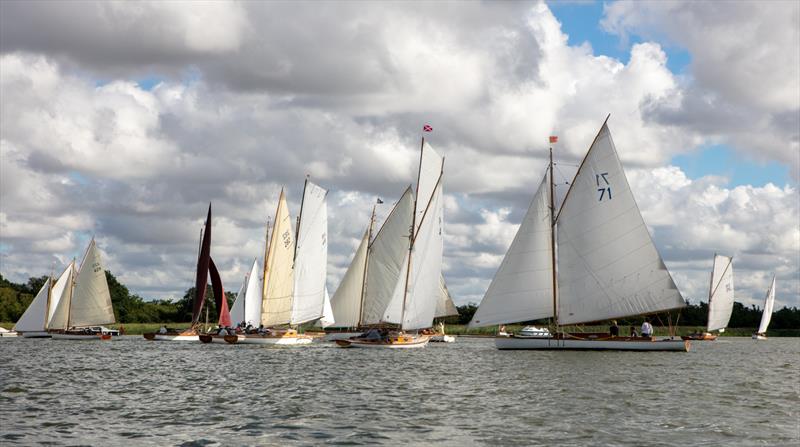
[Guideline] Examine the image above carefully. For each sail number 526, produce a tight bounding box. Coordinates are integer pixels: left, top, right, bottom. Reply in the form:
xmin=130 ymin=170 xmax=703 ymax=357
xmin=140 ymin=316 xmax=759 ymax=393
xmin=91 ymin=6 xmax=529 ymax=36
xmin=596 ymin=172 xmax=611 ymax=201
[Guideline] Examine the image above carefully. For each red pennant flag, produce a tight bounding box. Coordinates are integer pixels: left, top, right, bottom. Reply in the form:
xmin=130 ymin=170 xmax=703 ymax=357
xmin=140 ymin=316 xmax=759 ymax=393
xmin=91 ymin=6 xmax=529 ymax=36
xmin=549 ymin=135 xmax=558 ymax=144
xmin=423 ymin=125 xmax=433 ymax=132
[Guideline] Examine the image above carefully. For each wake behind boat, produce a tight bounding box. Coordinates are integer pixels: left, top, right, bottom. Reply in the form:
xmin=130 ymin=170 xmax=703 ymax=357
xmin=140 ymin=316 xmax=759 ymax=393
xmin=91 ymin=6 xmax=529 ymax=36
xmin=469 ymin=118 xmax=690 ymax=352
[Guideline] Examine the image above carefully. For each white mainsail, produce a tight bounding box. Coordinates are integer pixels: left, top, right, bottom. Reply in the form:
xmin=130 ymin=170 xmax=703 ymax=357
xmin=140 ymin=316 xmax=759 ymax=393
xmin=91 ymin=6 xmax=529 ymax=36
xmin=756 ymin=276 xmax=776 ymax=334
xmin=414 ymin=141 xmax=444 ymax=232
xmin=401 ymin=180 xmax=444 ymax=330
xmin=556 ymin=123 xmax=685 ymax=325
xmin=469 ymin=172 xmax=554 ymax=327
xmin=291 ymin=181 xmax=329 ymax=325
xmin=261 ymin=189 xmax=295 ymax=327
xmin=47 ymin=262 xmax=75 ymax=331
xmin=361 ymin=188 xmax=414 ymax=325
xmin=13 ymin=279 xmax=51 ymax=332
xmin=434 ymin=275 xmax=459 ymax=318
xmin=68 ymin=239 xmax=115 ymax=327
xmin=706 ymin=255 xmax=734 ymax=332
xmin=229 ymin=274 xmax=248 ymax=325
xmin=330 ymin=228 xmax=370 ymax=328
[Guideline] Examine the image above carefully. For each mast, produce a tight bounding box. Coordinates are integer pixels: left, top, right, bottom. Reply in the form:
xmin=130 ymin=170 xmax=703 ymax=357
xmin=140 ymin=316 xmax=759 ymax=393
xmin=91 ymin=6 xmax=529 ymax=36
xmin=549 ymin=146 xmax=559 ymax=328
xmin=357 ymin=204 xmax=377 ymax=327
xmin=399 ymin=136 xmax=426 ymax=328
xmin=706 ymin=253 xmax=716 ymax=331
xmin=261 ymin=216 xmax=271 ymax=302
xmin=43 ymin=263 xmax=54 ymax=328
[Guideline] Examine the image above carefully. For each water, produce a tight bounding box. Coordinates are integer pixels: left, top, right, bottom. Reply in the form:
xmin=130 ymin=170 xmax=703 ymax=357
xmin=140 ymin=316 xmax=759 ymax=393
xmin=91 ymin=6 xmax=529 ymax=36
xmin=1 ymin=337 xmax=798 ymax=446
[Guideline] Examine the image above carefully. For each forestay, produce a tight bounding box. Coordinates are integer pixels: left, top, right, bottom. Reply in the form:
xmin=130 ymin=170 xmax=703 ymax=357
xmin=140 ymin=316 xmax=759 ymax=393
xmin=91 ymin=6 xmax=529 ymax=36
xmin=13 ymin=279 xmax=50 ymax=332
xmin=261 ymin=190 xmax=296 ymax=327
xmin=469 ymin=172 xmax=554 ymax=327
xmin=757 ymin=276 xmax=776 ymax=334
xmin=361 ymin=188 xmax=414 ymax=325
xmin=556 ymin=123 xmax=685 ymax=325
xmin=706 ymin=255 xmax=734 ymax=332
xmin=291 ymin=181 xmax=328 ymax=325
xmin=69 ymin=239 xmax=115 ymax=327
xmin=330 ymin=229 xmax=369 ymax=328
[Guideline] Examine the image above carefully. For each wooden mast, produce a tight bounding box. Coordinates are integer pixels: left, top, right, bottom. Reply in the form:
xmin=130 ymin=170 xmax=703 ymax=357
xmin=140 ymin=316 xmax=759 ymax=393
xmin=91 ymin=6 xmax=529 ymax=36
xmin=549 ymin=146 xmax=559 ymax=329
xmin=357 ymin=203 xmax=377 ymax=328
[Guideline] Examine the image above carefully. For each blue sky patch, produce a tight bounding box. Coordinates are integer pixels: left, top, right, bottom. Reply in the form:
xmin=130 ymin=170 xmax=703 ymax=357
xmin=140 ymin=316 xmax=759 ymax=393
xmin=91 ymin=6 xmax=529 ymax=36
xmin=671 ymin=145 xmax=793 ymax=187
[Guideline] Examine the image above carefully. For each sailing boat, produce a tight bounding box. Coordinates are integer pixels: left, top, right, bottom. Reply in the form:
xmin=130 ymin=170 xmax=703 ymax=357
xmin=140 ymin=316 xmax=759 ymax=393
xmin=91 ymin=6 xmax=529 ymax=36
xmin=13 ymin=262 xmax=74 ymax=338
xmin=752 ymin=276 xmax=776 ymax=340
xmin=200 ymin=258 xmax=259 ymax=343
xmin=225 ymin=179 xmax=328 ymax=345
xmin=430 ymin=277 xmax=458 ymax=342
xmin=335 ymin=137 xmax=445 ymax=349
xmin=48 ymin=239 xmax=116 ymax=340
xmin=683 ymin=255 xmax=734 ymax=341
xmin=469 ymin=118 xmax=689 ymax=351
xmin=144 ymin=204 xmax=226 ymax=341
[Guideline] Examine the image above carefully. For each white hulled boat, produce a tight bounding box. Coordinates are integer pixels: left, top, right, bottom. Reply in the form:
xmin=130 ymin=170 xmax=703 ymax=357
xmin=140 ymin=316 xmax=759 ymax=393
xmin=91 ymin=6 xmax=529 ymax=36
xmin=0 ymin=327 xmax=18 ymax=337
xmin=336 ymin=137 xmax=444 ymax=349
xmin=13 ymin=262 xmax=74 ymax=338
xmin=49 ymin=239 xmax=116 ymax=341
xmin=683 ymin=255 xmax=734 ymax=341
xmin=752 ymin=276 xmax=776 ymax=340
xmin=469 ymin=118 xmax=689 ymax=352
xmin=227 ymin=179 xmax=328 ymax=346
xmin=430 ymin=279 xmax=458 ymax=342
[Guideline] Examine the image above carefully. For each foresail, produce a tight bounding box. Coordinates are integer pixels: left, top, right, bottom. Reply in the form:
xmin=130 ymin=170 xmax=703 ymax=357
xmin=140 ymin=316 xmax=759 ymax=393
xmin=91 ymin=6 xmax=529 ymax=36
xmin=434 ymin=276 xmax=459 ymax=318
xmin=402 ymin=180 xmax=444 ymax=330
xmin=47 ymin=262 xmax=75 ymax=330
xmin=330 ymin=228 xmax=369 ymax=328
xmin=469 ymin=172 xmax=553 ymax=327
xmin=706 ymin=255 xmax=734 ymax=332
xmin=361 ymin=188 xmax=414 ymax=325
xmin=243 ymin=259 xmax=262 ymax=326
xmin=317 ymin=287 xmax=335 ymax=328
xmin=291 ymin=181 xmax=328 ymax=325
xmin=229 ymin=274 xmax=247 ymax=325
xmin=13 ymin=278 xmax=50 ymax=332
xmin=69 ymin=240 xmax=115 ymax=327
xmin=556 ymin=123 xmax=685 ymax=325
xmin=261 ymin=190 xmax=295 ymax=327
xmin=757 ymin=276 xmax=776 ymax=334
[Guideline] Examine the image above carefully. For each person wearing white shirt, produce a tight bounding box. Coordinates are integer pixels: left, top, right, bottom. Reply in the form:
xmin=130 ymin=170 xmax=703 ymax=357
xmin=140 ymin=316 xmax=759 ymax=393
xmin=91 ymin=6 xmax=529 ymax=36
xmin=641 ymin=319 xmax=654 ymax=338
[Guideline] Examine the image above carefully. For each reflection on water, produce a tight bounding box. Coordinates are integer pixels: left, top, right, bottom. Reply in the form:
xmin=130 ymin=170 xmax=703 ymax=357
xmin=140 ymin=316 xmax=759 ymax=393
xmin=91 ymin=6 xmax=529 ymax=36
xmin=1 ymin=337 xmax=798 ymax=445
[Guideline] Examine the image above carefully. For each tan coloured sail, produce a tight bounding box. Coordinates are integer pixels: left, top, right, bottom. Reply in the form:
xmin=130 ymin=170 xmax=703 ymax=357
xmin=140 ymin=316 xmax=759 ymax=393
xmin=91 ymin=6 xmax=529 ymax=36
xmin=69 ymin=239 xmax=115 ymax=327
xmin=260 ymin=189 xmax=296 ymax=327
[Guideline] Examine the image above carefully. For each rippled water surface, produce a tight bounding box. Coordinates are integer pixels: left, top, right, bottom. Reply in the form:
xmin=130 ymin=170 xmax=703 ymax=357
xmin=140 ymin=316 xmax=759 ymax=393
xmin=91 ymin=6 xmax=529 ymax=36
xmin=1 ymin=336 xmax=798 ymax=446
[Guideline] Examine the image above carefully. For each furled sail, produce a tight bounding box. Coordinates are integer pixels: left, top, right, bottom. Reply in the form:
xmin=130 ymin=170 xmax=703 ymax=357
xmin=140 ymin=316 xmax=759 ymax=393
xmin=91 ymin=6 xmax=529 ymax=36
xmin=401 ymin=180 xmax=444 ymax=330
xmin=434 ymin=276 xmax=459 ymax=318
xmin=13 ymin=278 xmax=51 ymax=332
xmin=330 ymin=228 xmax=369 ymax=328
xmin=469 ymin=172 xmax=554 ymax=327
xmin=261 ymin=189 xmax=295 ymax=327
xmin=192 ymin=204 xmax=212 ymax=325
xmin=46 ymin=262 xmax=75 ymax=331
xmin=556 ymin=123 xmax=685 ymax=325
xmin=291 ymin=181 xmax=329 ymax=325
xmin=706 ymin=255 xmax=734 ymax=332
xmin=361 ymin=188 xmax=414 ymax=325
xmin=756 ymin=276 xmax=776 ymax=334
xmin=69 ymin=239 xmax=115 ymax=327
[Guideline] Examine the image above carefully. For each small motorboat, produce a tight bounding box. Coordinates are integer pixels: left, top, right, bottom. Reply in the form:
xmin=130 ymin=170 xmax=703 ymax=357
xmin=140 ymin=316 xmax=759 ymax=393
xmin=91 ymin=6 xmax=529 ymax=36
xmin=0 ymin=327 xmax=18 ymax=338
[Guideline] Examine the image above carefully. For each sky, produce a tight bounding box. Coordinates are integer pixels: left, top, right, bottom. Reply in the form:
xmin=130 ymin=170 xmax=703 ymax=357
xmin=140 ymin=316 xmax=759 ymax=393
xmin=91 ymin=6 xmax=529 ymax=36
xmin=1 ymin=0 xmax=798 ymax=311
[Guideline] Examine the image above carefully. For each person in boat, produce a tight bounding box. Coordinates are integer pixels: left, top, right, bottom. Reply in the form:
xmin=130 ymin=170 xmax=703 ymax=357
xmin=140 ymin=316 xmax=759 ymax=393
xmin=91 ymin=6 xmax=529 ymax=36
xmin=630 ymin=326 xmax=638 ymax=337
xmin=609 ymin=320 xmax=620 ymax=337
xmin=641 ymin=319 xmax=654 ymax=338
xmin=218 ymin=327 xmax=229 ymax=336
xmin=158 ymin=325 xmax=168 ymax=334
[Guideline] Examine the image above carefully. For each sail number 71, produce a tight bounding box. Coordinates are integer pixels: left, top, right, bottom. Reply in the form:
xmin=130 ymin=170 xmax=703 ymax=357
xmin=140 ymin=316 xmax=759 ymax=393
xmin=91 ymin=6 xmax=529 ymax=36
xmin=596 ymin=173 xmax=611 ymax=201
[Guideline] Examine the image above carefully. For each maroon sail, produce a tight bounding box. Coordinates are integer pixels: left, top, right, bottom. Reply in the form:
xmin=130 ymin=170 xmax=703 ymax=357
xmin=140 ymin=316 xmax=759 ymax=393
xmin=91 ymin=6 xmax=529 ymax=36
xmin=192 ymin=204 xmax=212 ymax=325
xmin=209 ymin=257 xmax=231 ymax=327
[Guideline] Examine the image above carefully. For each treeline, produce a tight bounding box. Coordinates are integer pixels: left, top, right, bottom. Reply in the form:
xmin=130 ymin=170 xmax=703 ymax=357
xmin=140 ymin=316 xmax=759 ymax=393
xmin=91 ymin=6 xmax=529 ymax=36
xmin=0 ymin=272 xmax=234 ymax=324
xmin=449 ymin=301 xmax=800 ymax=330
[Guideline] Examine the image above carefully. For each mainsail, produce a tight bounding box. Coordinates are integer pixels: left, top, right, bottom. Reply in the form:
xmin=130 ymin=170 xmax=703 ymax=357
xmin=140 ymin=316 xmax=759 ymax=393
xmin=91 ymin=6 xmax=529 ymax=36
xmin=192 ymin=204 xmax=212 ymax=325
xmin=229 ymin=259 xmax=262 ymax=326
xmin=261 ymin=189 xmax=296 ymax=327
xmin=68 ymin=239 xmax=115 ymax=327
xmin=330 ymin=228 xmax=370 ymax=328
xmin=209 ymin=257 xmax=230 ymax=327
xmin=706 ymin=255 xmax=734 ymax=332
xmin=361 ymin=188 xmax=414 ymax=325
xmin=46 ymin=262 xmax=76 ymax=331
xmin=556 ymin=123 xmax=685 ymax=325
xmin=434 ymin=275 xmax=459 ymax=318
xmin=756 ymin=276 xmax=776 ymax=334
xmin=291 ymin=180 xmax=329 ymax=325
xmin=13 ymin=278 xmax=51 ymax=332
xmin=469 ymin=172 xmax=554 ymax=327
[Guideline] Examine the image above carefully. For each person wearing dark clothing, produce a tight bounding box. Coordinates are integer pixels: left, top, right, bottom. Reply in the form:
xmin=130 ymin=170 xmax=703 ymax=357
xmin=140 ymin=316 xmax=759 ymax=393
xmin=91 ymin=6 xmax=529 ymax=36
xmin=609 ymin=320 xmax=620 ymax=337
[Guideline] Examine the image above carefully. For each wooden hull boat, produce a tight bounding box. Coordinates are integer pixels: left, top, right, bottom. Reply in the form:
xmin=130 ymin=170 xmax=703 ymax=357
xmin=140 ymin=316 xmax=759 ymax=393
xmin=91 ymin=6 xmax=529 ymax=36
xmin=323 ymin=331 xmax=364 ymax=342
xmin=0 ymin=329 xmax=19 ymax=338
xmin=51 ymin=330 xmax=112 ymax=341
xmin=335 ymin=333 xmax=430 ymax=349
xmin=198 ymin=334 xmax=229 ymax=344
xmin=752 ymin=333 xmax=768 ymax=340
xmin=224 ymin=329 xmax=314 ymax=345
xmin=495 ymin=334 xmax=689 ymax=351
xmin=681 ymin=332 xmax=717 ymax=341
xmin=143 ymin=329 xmax=200 ymax=341
xmin=21 ymin=332 xmax=51 ymax=338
